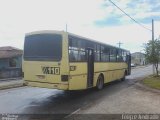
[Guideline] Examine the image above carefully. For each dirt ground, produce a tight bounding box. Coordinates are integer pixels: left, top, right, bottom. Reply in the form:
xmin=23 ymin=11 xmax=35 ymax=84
xmin=64 ymin=83 xmax=160 ymax=120
xmin=77 ymin=84 xmax=160 ymax=114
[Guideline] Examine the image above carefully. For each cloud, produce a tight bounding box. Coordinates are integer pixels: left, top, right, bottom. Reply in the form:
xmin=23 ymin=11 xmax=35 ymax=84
xmin=0 ymin=0 xmax=105 ymax=49
xmin=95 ymin=0 xmax=160 ymax=26
xmin=67 ymin=22 xmax=155 ymax=53
xmin=0 ymin=0 xmax=159 ymax=53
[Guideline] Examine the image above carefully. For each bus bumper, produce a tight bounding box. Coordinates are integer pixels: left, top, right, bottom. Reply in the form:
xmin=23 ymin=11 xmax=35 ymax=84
xmin=25 ymin=81 xmax=69 ymax=90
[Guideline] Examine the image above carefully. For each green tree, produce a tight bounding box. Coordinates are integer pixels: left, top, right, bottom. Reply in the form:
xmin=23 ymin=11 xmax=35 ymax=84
xmin=144 ymin=39 xmax=160 ymax=76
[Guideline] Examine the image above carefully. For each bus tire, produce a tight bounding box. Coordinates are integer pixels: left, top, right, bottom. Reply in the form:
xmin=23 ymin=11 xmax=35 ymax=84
xmin=121 ymin=75 xmax=125 ymax=81
xmin=96 ymin=74 xmax=104 ymax=90
xmin=121 ymin=71 xmax=126 ymax=81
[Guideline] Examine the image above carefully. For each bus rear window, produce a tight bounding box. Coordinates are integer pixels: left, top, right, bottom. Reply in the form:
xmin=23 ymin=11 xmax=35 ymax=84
xmin=24 ymin=34 xmax=62 ymax=61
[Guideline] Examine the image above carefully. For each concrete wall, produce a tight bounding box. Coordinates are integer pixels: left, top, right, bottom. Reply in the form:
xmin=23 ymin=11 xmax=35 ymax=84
xmin=0 ymin=68 xmax=22 ymax=79
xmin=0 ymin=56 xmax=22 ymax=79
xmin=0 ymin=56 xmax=22 ymax=69
xmin=0 ymin=59 xmax=9 ymax=69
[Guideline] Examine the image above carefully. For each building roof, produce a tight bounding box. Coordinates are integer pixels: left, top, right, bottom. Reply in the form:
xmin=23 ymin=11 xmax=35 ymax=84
xmin=0 ymin=46 xmax=23 ymax=59
xmin=131 ymin=52 xmax=145 ymax=56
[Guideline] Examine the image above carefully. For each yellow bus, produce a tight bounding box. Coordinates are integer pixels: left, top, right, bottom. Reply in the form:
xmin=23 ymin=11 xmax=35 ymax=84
xmin=23 ymin=30 xmax=131 ymax=90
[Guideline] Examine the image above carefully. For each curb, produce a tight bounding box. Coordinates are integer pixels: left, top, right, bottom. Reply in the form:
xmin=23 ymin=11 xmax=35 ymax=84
xmin=0 ymin=77 xmax=23 ymax=81
xmin=132 ymin=65 xmax=149 ymax=70
xmin=136 ymin=82 xmax=160 ymax=94
xmin=0 ymin=81 xmax=25 ymax=90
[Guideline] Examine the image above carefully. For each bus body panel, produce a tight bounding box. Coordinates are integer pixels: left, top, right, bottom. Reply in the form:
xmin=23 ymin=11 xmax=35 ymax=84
xmin=27 ymin=81 xmax=69 ymax=90
xmin=94 ymin=62 xmax=127 ymax=87
xmin=68 ymin=62 xmax=128 ymax=90
xmin=94 ymin=62 xmax=127 ymax=84
xmin=23 ymin=30 xmax=130 ymax=90
xmin=23 ymin=31 xmax=70 ymax=90
xmin=69 ymin=62 xmax=87 ymax=90
xmin=23 ymin=61 xmax=61 ymax=83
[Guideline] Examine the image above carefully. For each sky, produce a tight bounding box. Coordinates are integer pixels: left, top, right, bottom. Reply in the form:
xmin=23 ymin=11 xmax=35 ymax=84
xmin=0 ymin=0 xmax=160 ymax=53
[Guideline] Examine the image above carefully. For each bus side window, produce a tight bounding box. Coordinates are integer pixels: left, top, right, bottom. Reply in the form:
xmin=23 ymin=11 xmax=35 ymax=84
xmin=110 ymin=48 xmax=117 ymax=62
xmin=101 ymin=46 xmax=110 ymax=62
xmin=80 ymin=51 xmax=86 ymax=61
xmin=122 ymin=51 xmax=127 ymax=62
xmin=117 ymin=49 xmax=123 ymax=62
xmin=95 ymin=44 xmax=100 ymax=62
xmin=69 ymin=50 xmax=76 ymax=61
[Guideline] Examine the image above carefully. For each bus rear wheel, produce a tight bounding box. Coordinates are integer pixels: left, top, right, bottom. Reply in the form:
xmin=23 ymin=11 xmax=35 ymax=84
xmin=121 ymin=76 xmax=125 ymax=81
xmin=121 ymin=72 xmax=126 ymax=81
xmin=96 ymin=75 xmax=104 ymax=90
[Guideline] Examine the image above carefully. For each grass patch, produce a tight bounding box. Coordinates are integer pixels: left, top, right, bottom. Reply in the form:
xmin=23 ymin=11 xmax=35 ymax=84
xmin=143 ymin=75 xmax=160 ymax=90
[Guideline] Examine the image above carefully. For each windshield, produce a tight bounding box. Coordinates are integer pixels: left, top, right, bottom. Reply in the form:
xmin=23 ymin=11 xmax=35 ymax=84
xmin=24 ymin=33 xmax=62 ymax=61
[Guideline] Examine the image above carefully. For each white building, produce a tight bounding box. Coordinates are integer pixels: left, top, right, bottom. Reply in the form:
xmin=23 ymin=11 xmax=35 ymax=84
xmin=131 ymin=52 xmax=146 ymax=65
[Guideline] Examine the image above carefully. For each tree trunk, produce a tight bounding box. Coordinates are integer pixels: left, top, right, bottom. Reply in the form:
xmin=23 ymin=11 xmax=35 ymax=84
xmin=154 ymin=63 xmax=159 ymax=76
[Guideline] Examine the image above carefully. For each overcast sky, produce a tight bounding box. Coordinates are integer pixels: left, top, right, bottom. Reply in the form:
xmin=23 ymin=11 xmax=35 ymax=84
xmin=0 ymin=0 xmax=160 ymax=53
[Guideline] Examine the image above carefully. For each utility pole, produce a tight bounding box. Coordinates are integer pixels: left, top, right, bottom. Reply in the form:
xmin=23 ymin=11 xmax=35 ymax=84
xmin=117 ymin=41 xmax=123 ymax=48
xmin=152 ymin=19 xmax=155 ymax=74
xmin=66 ymin=24 xmax=68 ymax=32
xmin=152 ymin=19 xmax=154 ymax=45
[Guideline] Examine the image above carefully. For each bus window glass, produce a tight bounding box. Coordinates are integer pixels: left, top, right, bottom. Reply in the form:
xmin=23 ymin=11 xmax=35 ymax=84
xmin=24 ymin=34 xmax=62 ymax=61
xmin=69 ymin=37 xmax=86 ymax=62
xmin=95 ymin=44 xmax=100 ymax=62
xmin=110 ymin=48 xmax=117 ymax=62
xmin=117 ymin=49 xmax=123 ymax=62
xmin=122 ymin=51 xmax=127 ymax=62
xmin=101 ymin=46 xmax=110 ymax=62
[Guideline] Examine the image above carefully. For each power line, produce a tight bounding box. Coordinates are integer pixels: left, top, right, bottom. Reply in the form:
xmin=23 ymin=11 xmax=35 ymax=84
xmin=108 ymin=0 xmax=152 ymax=32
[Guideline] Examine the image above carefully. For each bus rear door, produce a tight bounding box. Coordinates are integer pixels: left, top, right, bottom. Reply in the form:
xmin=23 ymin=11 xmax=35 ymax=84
xmin=86 ymin=48 xmax=94 ymax=88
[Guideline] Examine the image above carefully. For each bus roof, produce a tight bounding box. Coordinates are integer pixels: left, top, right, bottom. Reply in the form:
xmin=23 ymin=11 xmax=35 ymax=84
xmin=68 ymin=32 xmax=130 ymax=52
xmin=25 ymin=30 xmax=130 ymax=52
xmin=25 ymin=30 xmax=63 ymax=36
